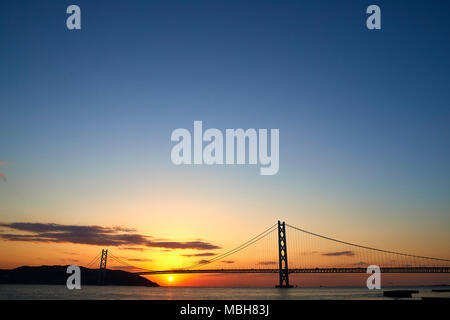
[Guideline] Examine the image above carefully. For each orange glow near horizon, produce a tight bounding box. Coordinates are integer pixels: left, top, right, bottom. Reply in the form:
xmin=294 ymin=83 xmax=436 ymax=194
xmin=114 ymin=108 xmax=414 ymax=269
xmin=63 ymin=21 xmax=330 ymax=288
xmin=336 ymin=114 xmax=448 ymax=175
xmin=1 ymin=211 xmax=450 ymax=288
xmin=1 ymin=224 xmax=450 ymax=288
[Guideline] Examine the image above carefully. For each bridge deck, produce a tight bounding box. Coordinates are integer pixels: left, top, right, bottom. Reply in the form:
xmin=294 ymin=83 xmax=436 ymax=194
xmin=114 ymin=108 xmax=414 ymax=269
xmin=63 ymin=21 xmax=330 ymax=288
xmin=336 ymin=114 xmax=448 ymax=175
xmin=137 ymin=267 xmax=450 ymax=275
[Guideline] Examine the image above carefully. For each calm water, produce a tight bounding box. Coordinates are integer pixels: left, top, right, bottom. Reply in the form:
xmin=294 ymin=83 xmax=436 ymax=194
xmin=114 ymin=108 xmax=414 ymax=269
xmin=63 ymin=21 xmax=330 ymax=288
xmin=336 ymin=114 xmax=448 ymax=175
xmin=1 ymin=285 xmax=449 ymax=300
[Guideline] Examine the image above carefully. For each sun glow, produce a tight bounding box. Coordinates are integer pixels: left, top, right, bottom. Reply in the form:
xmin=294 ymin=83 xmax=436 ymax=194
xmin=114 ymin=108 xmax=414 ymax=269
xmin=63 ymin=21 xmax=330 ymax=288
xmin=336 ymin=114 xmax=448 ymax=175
xmin=168 ymin=276 xmax=174 ymax=282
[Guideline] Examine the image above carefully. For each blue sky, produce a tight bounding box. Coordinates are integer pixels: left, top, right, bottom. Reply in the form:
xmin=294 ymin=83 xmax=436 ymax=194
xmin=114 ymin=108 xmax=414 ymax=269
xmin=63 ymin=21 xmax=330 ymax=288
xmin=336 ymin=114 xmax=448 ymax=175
xmin=1 ymin=1 xmax=449 ymax=261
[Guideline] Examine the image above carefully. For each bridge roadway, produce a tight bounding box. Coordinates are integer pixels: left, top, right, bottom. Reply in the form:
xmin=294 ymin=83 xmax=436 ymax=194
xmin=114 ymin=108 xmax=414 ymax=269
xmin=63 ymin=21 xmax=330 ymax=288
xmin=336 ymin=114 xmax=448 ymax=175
xmin=137 ymin=267 xmax=450 ymax=275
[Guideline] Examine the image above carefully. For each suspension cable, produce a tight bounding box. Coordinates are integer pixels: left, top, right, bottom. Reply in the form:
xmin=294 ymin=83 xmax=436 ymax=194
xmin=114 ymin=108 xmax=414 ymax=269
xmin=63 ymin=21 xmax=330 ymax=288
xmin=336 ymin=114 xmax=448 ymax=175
xmin=108 ymin=252 xmax=153 ymax=271
xmin=286 ymin=223 xmax=450 ymax=262
xmin=85 ymin=252 xmax=101 ymax=269
xmin=182 ymin=223 xmax=278 ymax=269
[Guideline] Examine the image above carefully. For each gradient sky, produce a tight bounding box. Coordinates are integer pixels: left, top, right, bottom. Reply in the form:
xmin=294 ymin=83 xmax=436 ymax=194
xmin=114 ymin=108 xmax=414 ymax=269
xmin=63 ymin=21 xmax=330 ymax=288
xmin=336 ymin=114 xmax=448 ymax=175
xmin=1 ymin=0 xmax=449 ymax=286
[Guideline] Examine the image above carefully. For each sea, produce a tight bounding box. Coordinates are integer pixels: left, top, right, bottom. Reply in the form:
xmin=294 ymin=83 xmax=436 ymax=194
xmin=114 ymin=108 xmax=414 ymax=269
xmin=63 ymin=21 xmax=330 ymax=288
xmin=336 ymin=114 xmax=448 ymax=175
xmin=0 ymin=285 xmax=449 ymax=300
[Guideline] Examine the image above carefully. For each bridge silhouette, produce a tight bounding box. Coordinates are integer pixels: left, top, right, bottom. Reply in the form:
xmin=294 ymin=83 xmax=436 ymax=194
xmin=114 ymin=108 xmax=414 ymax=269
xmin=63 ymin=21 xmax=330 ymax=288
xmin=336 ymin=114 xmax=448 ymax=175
xmin=86 ymin=221 xmax=450 ymax=287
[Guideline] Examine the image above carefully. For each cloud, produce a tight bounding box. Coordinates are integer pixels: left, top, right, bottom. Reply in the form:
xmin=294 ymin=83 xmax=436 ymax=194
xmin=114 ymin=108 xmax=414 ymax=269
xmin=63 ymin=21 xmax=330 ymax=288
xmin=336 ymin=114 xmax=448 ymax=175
xmin=60 ymin=258 xmax=80 ymax=263
xmin=62 ymin=251 xmax=80 ymax=256
xmin=303 ymin=251 xmax=318 ymax=255
xmin=119 ymin=247 xmax=146 ymax=251
xmin=197 ymin=259 xmax=210 ymax=264
xmin=127 ymin=258 xmax=152 ymax=262
xmin=322 ymin=251 xmax=355 ymax=257
xmin=258 ymin=261 xmax=277 ymax=265
xmin=181 ymin=252 xmax=217 ymax=257
xmin=0 ymin=222 xmax=221 ymax=250
xmin=221 ymin=260 xmax=234 ymax=264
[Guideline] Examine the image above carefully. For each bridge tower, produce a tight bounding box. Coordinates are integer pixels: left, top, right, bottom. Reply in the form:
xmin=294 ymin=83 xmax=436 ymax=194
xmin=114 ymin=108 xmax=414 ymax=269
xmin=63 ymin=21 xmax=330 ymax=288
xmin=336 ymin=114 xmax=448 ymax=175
xmin=276 ymin=221 xmax=292 ymax=288
xmin=98 ymin=249 xmax=108 ymax=285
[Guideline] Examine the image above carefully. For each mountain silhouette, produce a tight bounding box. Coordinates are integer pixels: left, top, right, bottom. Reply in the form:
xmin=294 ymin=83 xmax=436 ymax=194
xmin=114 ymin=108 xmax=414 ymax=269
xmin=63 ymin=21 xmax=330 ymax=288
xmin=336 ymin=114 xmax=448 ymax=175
xmin=0 ymin=265 xmax=159 ymax=287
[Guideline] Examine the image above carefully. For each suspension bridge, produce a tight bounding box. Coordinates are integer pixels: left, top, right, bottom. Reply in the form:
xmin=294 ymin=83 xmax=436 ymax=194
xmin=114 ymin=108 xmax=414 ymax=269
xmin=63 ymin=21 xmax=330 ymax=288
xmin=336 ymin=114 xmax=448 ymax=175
xmin=85 ymin=221 xmax=450 ymax=287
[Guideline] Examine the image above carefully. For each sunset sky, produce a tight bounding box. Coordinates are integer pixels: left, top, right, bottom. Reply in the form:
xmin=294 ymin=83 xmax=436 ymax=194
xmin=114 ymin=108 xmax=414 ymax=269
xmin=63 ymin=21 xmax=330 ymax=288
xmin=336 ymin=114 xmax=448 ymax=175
xmin=1 ymin=0 xmax=449 ymax=286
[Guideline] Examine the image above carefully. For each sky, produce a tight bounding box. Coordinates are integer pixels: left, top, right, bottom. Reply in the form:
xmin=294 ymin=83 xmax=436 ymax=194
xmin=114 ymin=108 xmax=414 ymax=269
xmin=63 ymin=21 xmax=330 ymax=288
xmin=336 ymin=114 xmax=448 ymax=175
xmin=0 ymin=0 xmax=450 ymax=286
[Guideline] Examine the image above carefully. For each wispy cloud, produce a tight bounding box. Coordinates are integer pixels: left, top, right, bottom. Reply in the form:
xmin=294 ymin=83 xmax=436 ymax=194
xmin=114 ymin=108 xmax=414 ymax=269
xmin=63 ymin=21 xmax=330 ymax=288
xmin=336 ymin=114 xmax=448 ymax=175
xmin=221 ymin=260 xmax=234 ymax=264
xmin=0 ymin=222 xmax=221 ymax=250
xmin=258 ymin=261 xmax=277 ymax=265
xmin=127 ymin=258 xmax=152 ymax=262
xmin=60 ymin=258 xmax=80 ymax=263
xmin=197 ymin=259 xmax=210 ymax=264
xmin=181 ymin=252 xmax=217 ymax=257
xmin=322 ymin=251 xmax=355 ymax=257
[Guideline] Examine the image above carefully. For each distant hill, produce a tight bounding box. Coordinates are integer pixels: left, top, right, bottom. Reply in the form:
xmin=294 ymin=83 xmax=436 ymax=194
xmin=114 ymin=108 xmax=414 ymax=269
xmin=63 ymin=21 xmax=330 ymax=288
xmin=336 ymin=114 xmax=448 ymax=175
xmin=0 ymin=266 xmax=159 ymax=287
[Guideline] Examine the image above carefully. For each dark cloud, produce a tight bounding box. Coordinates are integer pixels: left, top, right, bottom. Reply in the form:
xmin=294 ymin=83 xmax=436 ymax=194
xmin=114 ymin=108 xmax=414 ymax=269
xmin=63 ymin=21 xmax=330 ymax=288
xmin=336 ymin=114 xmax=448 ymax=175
xmin=322 ymin=251 xmax=355 ymax=257
xmin=118 ymin=247 xmax=146 ymax=251
xmin=221 ymin=261 xmax=234 ymax=264
xmin=0 ymin=222 xmax=220 ymax=250
xmin=197 ymin=259 xmax=210 ymax=264
xmin=127 ymin=258 xmax=152 ymax=262
xmin=0 ymin=222 xmax=135 ymax=234
xmin=181 ymin=252 xmax=217 ymax=257
xmin=258 ymin=261 xmax=277 ymax=265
